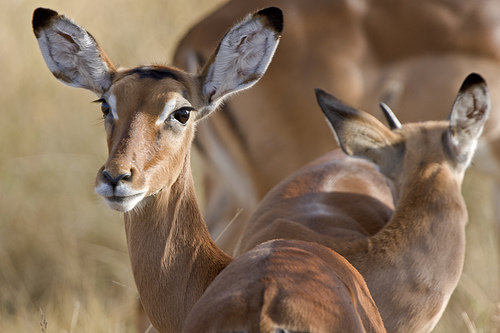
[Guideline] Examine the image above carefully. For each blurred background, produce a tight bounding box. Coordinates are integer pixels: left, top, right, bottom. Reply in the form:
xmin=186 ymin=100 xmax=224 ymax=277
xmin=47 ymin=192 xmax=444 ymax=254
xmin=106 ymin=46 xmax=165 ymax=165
xmin=0 ymin=0 xmax=498 ymax=332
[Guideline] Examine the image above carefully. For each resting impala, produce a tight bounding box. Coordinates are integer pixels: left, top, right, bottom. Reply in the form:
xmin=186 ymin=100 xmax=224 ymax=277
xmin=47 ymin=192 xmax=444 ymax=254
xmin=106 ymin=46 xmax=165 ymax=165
xmin=235 ymin=74 xmax=490 ymax=332
xmin=174 ymin=0 xmax=500 ymax=254
xmin=32 ymin=6 xmax=385 ymax=333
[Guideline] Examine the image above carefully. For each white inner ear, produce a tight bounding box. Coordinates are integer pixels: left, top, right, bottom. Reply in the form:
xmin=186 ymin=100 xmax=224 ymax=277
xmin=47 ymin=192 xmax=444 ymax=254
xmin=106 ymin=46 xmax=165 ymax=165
xmin=450 ymin=86 xmax=489 ymax=141
xmin=36 ymin=16 xmax=111 ymax=94
xmin=203 ymin=17 xmax=279 ymax=106
xmin=448 ymin=84 xmax=490 ymax=169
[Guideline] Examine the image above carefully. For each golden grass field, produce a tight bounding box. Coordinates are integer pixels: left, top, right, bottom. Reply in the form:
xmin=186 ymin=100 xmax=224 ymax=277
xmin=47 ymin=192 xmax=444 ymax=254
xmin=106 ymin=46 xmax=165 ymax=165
xmin=0 ymin=0 xmax=498 ymax=332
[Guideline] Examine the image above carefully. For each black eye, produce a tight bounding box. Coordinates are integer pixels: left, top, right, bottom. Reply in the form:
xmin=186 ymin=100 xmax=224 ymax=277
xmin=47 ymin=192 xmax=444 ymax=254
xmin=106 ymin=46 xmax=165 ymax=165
xmin=172 ymin=108 xmax=192 ymax=125
xmin=94 ymin=98 xmax=111 ymax=118
xmin=101 ymin=100 xmax=111 ymax=118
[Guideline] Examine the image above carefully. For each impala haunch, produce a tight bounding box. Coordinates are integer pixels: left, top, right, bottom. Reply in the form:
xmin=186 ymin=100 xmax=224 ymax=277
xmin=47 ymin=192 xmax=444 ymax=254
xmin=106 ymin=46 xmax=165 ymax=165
xmin=183 ymin=239 xmax=386 ymax=333
xmin=236 ymin=73 xmax=490 ymax=332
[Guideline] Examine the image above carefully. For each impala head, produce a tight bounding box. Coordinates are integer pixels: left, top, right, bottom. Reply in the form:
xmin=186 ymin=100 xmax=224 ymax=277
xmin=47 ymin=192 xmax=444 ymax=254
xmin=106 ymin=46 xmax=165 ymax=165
xmin=315 ymin=73 xmax=490 ymax=188
xmin=32 ymin=7 xmax=283 ymax=212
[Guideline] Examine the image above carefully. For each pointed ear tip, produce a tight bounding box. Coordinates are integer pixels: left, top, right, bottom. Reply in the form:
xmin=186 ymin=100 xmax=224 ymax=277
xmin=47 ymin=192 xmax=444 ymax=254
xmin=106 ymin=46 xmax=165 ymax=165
xmin=32 ymin=7 xmax=59 ymax=32
xmin=255 ymin=7 xmax=284 ymax=34
xmin=314 ymin=88 xmax=329 ymax=101
xmin=314 ymin=89 xmax=338 ymax=118
xmin=314 ymin=88 xmax=345 ymax=108
xmin=460 ymin=73 xmax=487 ymax=91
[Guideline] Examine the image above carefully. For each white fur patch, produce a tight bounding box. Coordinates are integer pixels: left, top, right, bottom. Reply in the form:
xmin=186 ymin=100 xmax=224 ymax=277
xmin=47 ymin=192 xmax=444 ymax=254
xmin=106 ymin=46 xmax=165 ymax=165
xmin=202 ymin=14 xmax=280 ymax=108
xmin=156 ymin=98 xmax=177 ymax=125
xmin=95 ymin=181 xmax=147 ymax=212
xmin=108 ymin=94 xmax=118 ymax=120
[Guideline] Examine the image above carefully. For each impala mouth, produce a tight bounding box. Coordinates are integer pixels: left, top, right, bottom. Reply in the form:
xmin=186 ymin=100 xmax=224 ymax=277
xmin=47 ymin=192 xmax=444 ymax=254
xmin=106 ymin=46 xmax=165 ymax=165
xmin=95 ymin=183 xmax=147 ymax=212
xmin=105 ymin=193 xmax=143 ymax=203
xmin=102 ymin=193 xmax=147 ymax=212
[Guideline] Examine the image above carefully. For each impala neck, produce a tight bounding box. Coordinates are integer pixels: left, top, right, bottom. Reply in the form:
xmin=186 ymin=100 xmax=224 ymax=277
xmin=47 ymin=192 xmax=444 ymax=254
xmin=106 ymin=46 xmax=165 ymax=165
xmin=124 ymin=152 xmax=231 ymax=333
xmin=364 ymin=163 xmax=467 ymax=332
xmin=374 ymin=164 xmax=467 ymax=248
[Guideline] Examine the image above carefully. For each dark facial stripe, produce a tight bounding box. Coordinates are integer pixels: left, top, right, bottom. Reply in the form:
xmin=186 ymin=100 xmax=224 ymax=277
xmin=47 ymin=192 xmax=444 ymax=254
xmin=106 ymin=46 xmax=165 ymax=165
xmin=125 ymin=67 xmax=179 ymax=81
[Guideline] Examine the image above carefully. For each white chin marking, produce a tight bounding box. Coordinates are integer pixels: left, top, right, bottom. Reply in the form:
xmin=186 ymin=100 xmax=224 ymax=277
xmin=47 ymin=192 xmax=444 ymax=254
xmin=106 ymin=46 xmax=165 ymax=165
xmin=95 ymin=182 xmax=147 ymax=212
xmin=103 ymin=193 xmax=146 ymax=212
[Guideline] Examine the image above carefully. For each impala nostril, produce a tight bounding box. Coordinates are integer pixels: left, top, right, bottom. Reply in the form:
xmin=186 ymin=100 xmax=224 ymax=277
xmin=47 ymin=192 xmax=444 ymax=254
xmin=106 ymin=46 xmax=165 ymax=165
xmin=102 ymin=170 xmax=114 ymax=184
xmin=121 ymin=171 xmax=132 ymax=181
xmin=102 ymin=170 xmax=132 ymax=186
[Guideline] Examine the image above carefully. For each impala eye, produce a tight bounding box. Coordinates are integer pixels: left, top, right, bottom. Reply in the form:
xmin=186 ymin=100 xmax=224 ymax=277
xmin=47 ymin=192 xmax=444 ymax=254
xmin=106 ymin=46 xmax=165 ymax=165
xmin=101 ymin=100 xmax=111 ymax=118
xmin=172 ymin=107 xmax=193 ymax=125
xmin=94 ymin=98 xmax=111 ymax=118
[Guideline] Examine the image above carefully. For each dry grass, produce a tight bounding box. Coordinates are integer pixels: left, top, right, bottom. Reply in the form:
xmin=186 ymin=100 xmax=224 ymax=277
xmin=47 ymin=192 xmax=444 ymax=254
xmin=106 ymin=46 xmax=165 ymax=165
xmin=0 ymin=0 xmax=498 ymax=332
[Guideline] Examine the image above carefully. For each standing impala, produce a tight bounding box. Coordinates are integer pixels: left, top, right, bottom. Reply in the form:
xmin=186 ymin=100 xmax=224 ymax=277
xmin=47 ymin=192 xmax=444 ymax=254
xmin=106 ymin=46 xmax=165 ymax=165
xmin=236 ymin=74 xmax=490 ymax=332
xmin=32 ymin=6 xmax=385 ymax=333
xmin=32 ymin=6 xmax=281 ymax=332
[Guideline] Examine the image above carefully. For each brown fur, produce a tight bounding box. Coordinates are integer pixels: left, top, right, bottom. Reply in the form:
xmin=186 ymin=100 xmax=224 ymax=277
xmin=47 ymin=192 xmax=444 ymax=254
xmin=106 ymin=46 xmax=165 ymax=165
xmin=97 ymin=69 xmax=231 ymax=333
xmin=237 ymin=145 xmax=464 ymax=333
xmin=123 ymin=155 xmax=231 ymax=332
xmin=184 ymin=239 xmax=386 ymax=333
xmin=235 ymin=79 xmax=489 ymax=332
xmin=32 ymin=7 xmax=389 ymax=332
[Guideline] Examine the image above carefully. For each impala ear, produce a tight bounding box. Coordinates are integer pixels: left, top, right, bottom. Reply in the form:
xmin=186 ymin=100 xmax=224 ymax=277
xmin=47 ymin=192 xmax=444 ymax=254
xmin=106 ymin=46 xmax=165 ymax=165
xmin=32 ymin=7 xmax=115 ymax=95
xmin=197 ymin=7 xmax=283 ymax=117
xmin=315 ymin=88 xmax=397 ymax=162
xmin=446 ymin=73 xmax=490 ymax=167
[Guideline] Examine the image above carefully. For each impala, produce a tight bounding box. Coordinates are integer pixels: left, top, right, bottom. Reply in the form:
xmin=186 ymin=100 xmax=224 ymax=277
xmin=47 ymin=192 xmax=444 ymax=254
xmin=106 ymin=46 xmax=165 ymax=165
xmin=173 ymin=0 xmax=500 ymax=254
xmin=32 ymin=6 xmax=385 ymax=333
xmin=235 ymin=74 xmax=490 ymax=332
xmin=32 ymin=6 xmax=281 ymax=332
